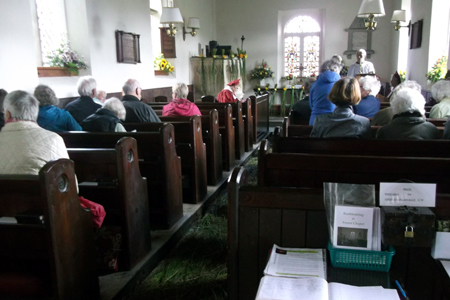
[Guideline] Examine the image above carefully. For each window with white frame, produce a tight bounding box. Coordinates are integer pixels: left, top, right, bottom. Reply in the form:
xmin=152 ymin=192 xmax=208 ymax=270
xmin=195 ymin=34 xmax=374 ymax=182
xmin=284 ymin=15 xmax=321 ymax=77
xmin=35 ymin=0 xmax=67 ymax=65
xmin=150 ymin=0 xmax=162 ymax=58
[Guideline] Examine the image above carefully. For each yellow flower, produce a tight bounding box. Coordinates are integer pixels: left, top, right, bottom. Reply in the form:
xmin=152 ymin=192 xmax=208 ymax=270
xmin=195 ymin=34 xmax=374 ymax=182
xmin=292 ymin=86 xmax=295 ymax=89
xmin=244 ymin=54 xmax=248 ymax=59
xmin=161 ymin=59 xmax=167 ymax=64
xmin=257 ymin=87 xmax=261 ymax=91
xmin=239 ymin=54 xmax=243 ymax=58
xmin=213 ymin=55 xmax=216 ymax=58
xmin=222 ymin=55 xmax=226 ymax=58
xmin=274 ymin=88 xmax=277 ymax=91
xmin=283 ymin=87 xmax=287 ymax=91
xmin=160 ymin=61 xmax=167 ymax=69
xmin=265 ymin=87 xmax=269 ymax=90
xmin=302 ymin=86 xmax=305 ymax=89
xmin=200 ymin=54 xmax=204 ymax=58
xmin=169 ymin=66 xmax=174 ymax=72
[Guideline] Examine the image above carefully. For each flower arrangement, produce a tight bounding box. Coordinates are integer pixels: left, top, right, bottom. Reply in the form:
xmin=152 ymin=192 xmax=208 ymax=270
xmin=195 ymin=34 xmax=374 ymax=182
xmin=398 ymin=70 xmax=406 ymax=82
xmin=251 ymin=60 xmax=274 ymax=80
xmin=426 ymin=56 xmax=447 ymax=83
xmin=46 ymin=39 xmax=88 ymax=75
xmin=284 ymin=74 xmax=294 ymax=81
xmin=154 ymin=53 xmax=175 ymax=74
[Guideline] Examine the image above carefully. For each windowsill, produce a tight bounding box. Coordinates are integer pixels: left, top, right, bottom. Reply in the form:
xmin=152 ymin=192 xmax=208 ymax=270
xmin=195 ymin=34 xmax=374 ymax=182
xmin=154 ymin=70 xmax=169 ymax=76
xmin=37 ymin=67 xmax=76 ymax=77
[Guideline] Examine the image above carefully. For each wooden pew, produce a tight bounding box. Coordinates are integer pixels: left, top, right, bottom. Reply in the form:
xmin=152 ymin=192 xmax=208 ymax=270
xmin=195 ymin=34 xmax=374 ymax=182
xmin=59 ymin=124 xmax=183 ymax=230
xmin=123 ymin=117 xmax=207 ymax=203
xmin=159 ymin=111 xmax=222 ymax=186
xmin=258 ymin=139 xmax=450 ymax=192
xmin=272 ymin=135 xmax=450 ymax=158
xmin=0 ymin=159 xmax=100 ymax=299
xmin=67 ymin=137 xmax=151 ymax=270
xmin=281 ymin=117 xmax=445 ymax=138
xmin=147 ymin=103 xmax=235 ymax=172
xmin=228 ymin=166 xmax=450 ymax=300
xmin=427 ymin=118 xmax=447 ymax=127
xmin=242 ymin=98 xmax=254 ymax=147
xmin=249 ymin=94 xmax=270 ymax=142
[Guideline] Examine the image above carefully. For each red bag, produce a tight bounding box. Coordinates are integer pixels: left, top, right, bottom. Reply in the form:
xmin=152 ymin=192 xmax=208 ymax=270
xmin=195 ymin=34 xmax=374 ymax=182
xmin=78 ymin=196 xmax=106 ymax=228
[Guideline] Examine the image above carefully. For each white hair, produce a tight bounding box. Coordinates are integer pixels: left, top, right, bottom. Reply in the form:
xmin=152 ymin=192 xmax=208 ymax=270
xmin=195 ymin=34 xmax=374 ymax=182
xmin=390 ymin=80 xmax=422 ymax=103
xmin=77 ymin=76 xmax=97 ymax=97
xmin=359 ymin=76 xmax=381 ymax=96
xmin=431 ymin=80 xmax=450 ymax=103
xmin=172 ymin=82 xmax=189 ymax=99
xmin=391 ymin=88 xmax=426 ymax=115
xmin=122 ymin=79 xmax=141 ymax=95
xmin=4 ymin=90 xmax=39 ymax=121
xmin=103 ymin=97 xmax=126 ymax=120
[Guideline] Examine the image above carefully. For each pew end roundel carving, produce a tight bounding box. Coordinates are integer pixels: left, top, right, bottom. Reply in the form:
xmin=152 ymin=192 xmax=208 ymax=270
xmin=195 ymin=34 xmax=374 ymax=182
xmin=58 ymin=175 xmax=69 ymax=193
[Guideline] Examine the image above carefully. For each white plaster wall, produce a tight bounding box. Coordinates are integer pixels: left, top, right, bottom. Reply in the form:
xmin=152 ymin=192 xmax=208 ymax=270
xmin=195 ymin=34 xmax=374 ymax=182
xmin=0 ymin=0 xmax=39 ymax=93
xmin=407 ymin=0 xmax=432 ymax=89
xmin=215 ymin=0 xmax=395 ymax=96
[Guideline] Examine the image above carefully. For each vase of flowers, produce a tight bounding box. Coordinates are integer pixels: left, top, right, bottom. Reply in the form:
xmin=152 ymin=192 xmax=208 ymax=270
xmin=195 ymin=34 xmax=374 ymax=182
xmin=251 ymin=60 xmax=274 ymax=84
xmin=45 ymin=39 xmax=88 ymax=76
xmin=154 ymin=53 xmax=175 ymax=75
xmin=426 ymin=56 xmax=447 ymax=83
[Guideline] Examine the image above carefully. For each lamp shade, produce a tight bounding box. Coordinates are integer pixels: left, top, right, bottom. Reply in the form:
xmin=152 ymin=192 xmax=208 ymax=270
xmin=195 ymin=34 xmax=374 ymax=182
xmin=160 ymin=7 xmax=183 ymax=24
xmin=391 ymin=10 xmax=406 ymax=22
xmin=187 ymin=17 xmax=200 ymax=29
xmin=357 ymin=0 xmax=386 ymax=17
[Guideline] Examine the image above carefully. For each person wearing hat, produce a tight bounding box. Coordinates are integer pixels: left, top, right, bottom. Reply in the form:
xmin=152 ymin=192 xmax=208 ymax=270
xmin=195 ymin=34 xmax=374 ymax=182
xmin=217 ymin=79 xmax=242 ymax=103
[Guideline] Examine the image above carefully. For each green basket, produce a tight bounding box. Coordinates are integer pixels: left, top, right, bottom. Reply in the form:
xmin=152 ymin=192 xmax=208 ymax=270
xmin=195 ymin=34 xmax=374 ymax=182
xmin=327 ymin=242 xmax=395 ymax=272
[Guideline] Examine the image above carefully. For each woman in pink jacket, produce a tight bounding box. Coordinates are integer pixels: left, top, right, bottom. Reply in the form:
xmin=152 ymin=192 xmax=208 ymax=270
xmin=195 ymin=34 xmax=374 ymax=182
xmin=162 ymin=83 xmax=201 ymax=116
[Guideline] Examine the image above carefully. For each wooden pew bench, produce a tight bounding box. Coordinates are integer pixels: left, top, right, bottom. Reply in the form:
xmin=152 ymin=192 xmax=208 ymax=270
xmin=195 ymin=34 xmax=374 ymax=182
xmin=123 ymin=116 xmax=207 ymax=203
xmin=67 ymin=137 xmax=151 ymax=270
xmin=59 ymin=124 xmax=183 ymax=230
xmin=228 ymin=166 xmax=450 ymax=300
xmin=147 ymin=103 xmax=235 ymax=172
xmin=0 ymin=159 xmax=100 ymax=299
xmin=272 ymin=135 xmax=450 ymax=158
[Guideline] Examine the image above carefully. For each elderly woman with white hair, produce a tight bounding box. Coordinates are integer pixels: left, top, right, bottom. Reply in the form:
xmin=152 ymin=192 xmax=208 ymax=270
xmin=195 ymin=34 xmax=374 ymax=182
xmin=376 ymin=88 xmax=440 ymax=139
xmin=81 ymin=97 xmax=127 ymax=132
xmin=429 ymin=80 xmax=450 ymax=119
xmin=163 ymin=82 xmax=201 ymax=116
xmin=34 ymin=84 xmax=82 ymax=132
xmin=354 ymin=76 xmax=381 ymax=118
xmin=0 ymin=90 xmax=70 ymax=174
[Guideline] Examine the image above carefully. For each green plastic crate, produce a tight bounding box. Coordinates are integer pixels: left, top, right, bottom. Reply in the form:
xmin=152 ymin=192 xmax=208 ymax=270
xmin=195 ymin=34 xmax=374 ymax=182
xmin=327 ymin=242 xmax=395 ymax=272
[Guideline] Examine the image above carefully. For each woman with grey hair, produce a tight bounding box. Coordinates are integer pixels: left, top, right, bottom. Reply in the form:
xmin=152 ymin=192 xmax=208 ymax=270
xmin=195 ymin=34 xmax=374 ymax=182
xmin=376 ymin=88 xmax=440 ymax=139
xmin=309 ymin=59 xmax=342 ymax=125
xmin=81 ymin=97 xmax=127 ymax=132
xmin=429 ymin=80 xmax=450 ymax=118
xmin=0 ymin=90 xmax=70 ymax=175
xmin=353 ymin=76 xmax=381 ymax=118
xmin=162 ymin=82 xmax=202 ymax=116
xmin=34 ymin=84 xmax=82 ymax=132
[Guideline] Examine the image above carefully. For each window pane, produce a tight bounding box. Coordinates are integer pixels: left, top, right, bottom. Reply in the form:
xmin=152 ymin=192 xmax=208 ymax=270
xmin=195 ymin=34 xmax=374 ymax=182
xmin=303 ymin=36 xmax=320 ymax=76
xmin=284 ymin=36 xmax=300 ymax=76
xmin=285 ymin=16 xmax=321 ymax=33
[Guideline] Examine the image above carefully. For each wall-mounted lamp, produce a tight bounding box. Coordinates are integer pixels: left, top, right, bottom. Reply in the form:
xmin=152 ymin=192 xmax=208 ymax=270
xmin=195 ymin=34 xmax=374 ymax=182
xmin=160 ymin=7 xmax=184 ymax=37
xmin=357 ymin=0 xmax=385 ymax=31
xmin=183 ymin=18 xmax=200 ymax=41
xmin=391 ymin=10 xmax=411 ymax=32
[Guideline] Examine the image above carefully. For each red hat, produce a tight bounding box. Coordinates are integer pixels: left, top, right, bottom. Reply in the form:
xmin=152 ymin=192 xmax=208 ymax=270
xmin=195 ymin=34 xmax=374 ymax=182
xmin=227 ymin=79 xmax=240 ymax=86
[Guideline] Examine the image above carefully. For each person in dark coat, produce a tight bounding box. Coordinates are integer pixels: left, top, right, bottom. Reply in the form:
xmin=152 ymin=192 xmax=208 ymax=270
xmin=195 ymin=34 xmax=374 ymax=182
xmin=81 ymin=98 xmax=127 ymax=132
xmin=291 ymin=80 xmax=312 ymax=124
xmin=65 ymin=76 xmax=102 ymax=124
xmin=121 ymin=79 xmax=161 ymax=123
xmin=376 ymin=88 xmax=440 ymax=140
xmin=0 ymin=89 xmax=7 ymax=130
xmin=310 ymin=77 xmax=371 ymax=139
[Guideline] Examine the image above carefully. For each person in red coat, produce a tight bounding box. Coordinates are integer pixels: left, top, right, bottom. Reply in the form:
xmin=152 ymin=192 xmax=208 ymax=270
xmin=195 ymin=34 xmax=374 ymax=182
xmin=217 ymin=79 xmax=242 ymax=103
xmin=162 ymin=83 xmax=201 ymax=116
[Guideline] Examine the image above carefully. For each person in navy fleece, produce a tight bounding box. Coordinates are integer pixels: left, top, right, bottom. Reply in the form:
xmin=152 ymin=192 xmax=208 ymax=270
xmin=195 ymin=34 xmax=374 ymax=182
xmin=353 ymin=75 xmax=381 ymax=118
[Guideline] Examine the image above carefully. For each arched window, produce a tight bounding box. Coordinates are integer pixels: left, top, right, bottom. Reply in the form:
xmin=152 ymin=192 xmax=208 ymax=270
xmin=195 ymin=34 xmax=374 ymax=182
xmin=284 ymin=16 xmax=321 ymax=77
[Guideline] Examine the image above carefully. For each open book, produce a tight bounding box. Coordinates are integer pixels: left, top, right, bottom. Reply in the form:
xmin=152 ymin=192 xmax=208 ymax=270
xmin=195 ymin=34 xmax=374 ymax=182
xmin=256 ymin=276 xmax=400 ymax=300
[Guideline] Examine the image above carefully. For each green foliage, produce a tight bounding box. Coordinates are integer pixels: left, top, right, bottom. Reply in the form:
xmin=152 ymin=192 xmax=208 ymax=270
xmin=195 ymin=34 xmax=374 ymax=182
xmin=46 ymin=39 xmax=88 ymax=75
xmin=426 ymin=56 xmax=447 ymax=83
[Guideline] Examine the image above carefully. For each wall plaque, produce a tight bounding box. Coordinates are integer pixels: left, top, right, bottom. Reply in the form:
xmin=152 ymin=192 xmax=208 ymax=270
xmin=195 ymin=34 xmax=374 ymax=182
xmin=115 ymin=30 xmax=141 ymax=64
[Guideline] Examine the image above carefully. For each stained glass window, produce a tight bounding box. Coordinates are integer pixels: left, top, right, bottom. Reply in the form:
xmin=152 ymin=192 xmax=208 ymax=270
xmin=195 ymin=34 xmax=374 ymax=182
xmin=284 ymin=15 xmax=321 ymax=77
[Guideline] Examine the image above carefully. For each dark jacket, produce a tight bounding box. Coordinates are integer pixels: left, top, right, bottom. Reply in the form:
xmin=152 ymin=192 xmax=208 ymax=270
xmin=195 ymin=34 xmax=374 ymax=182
xmin=310 ymin=105 xmax=372 ymax=139
xmin=0 ymin=112 xmax=4 ymax=130
xmin=291 ymin=96 xmax=311 ymax=124
xmin=353 ymin=95 xmax=380 ymax=118
xmin=121 ymin=95 xmax=161 ymax=123
xmin=376 ymin=111 xmax=440 ymax=140
xmin=38 ymin=105 xmax=82 ymax=132
xmin=309 ymin=71 xmax=341 ymax=125
xmin=65 ymin=96 xmax=102 ymax=124
xmin=81 ymin=108 xmax=121 ymax=132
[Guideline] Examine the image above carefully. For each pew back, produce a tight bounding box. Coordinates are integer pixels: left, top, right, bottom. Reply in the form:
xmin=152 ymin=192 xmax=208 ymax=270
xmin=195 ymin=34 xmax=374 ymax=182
xmin=0 ymin=159 xmax=99 ymax=299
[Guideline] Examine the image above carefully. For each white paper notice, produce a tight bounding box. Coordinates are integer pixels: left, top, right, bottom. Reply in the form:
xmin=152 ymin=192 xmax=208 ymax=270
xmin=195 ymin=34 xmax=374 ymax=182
xmin=333 ymin=206 xmax=374 ymax=250
xmin=379 ymin=182 xmax=436 ymax=207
